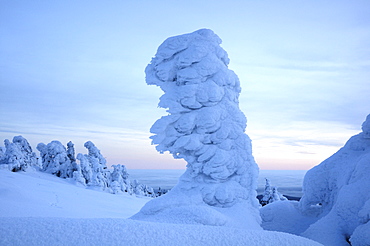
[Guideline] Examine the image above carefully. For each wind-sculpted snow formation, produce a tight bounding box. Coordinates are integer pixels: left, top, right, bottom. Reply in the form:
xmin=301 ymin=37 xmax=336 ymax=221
xmin=131 ymin=29 xmax=261 ymax=229
xmin=260 ymin=114 xmax=370 ymax=246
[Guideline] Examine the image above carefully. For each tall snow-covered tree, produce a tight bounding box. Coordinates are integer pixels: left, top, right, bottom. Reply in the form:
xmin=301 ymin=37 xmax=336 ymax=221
xmin=131 ymin=29 xmax=261 ymax=229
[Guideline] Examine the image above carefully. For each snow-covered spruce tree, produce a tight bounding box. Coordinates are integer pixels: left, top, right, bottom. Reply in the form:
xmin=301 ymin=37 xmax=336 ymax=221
xmin=131 ymin=29 xmax=261 ymax=229
xmin=0 ymin=136 xmax=38 ymax=171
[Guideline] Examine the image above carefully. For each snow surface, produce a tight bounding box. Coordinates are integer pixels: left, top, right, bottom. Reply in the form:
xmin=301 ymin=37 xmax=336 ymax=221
xmin=0 ymin=168 xmax=149 ymax=218
xmin=260 ymin=114 xmax=370 ymax=246
xmin=133 ymin=28 xmax=261 ymax=229
xmin=0 ymin=169 xmax=322 ymax=245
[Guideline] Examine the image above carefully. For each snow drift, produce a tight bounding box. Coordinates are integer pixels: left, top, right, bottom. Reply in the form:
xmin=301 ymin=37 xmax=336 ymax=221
xmin=131 ymin=29 xmax=261 ymax=229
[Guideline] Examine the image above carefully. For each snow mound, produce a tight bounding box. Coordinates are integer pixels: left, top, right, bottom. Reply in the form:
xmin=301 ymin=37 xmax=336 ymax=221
xmin=132 ymin=29 xmax=260 ymax=229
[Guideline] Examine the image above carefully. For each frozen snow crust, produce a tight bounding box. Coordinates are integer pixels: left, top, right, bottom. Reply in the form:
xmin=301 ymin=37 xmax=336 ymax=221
xmin=132 ymin=29 xmax=261 ymax=229
xmin=261 ymin=114 xmax=370 ymax=246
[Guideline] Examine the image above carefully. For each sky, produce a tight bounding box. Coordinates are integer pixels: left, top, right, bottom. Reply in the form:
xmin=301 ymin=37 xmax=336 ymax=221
xmin=1 ymin=0 xmax=369 ymax=170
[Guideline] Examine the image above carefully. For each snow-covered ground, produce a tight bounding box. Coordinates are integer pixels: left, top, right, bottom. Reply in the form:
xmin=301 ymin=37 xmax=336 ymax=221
xmin=0 ymin=169 xmax=322 ymax=245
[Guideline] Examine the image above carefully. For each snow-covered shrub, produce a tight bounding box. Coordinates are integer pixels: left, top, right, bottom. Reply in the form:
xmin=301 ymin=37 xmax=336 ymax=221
xmin=261 ymin=178 xmax=287 ymax=206
xmin=131 ymin=29 xmax=261 ymax=229
xmin=0 ymin=136 xmax=38 ymax=171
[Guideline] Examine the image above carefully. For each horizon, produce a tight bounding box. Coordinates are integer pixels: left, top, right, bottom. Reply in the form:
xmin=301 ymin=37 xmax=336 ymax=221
xmin=1 ymin=1 xmax=369 ymax=170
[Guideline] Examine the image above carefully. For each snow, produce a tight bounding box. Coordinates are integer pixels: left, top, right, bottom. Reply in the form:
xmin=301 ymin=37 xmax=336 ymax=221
xmin=260 ymin=114 xmax=370 ymax=246
xmin=0 ymin=169 xmax=322 ymax=245
xmin=260 ymin=201 xmax=318 ymax=235
xmin=133 ymin=28 xmax=261 ymax=229
xmin=0 ymin=169 xmax=148 ymax=218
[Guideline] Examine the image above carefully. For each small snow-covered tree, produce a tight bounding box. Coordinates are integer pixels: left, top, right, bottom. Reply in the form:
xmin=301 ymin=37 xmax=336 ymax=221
xmin=12 ymin=136 xmax=38 ymax=168
xmin=89 ymin=157 xmax=107 ymax=189
xmin=37 ymin=141 xmax=72 ymax=178
xmin=261 ymin=178 xmax=287 ymax=206
xmin=0 ymin=136 xmax=38 ymax=171
xmin=143 ymin=185 xmax=155 ymax=198
xmin=72 ymin=163 xmax=86 ymax=186
xmin=131 ymin=29 xmax=261 ymax=229
xmin=77 ymin=153 xmax=93 ymax=184
xmin=75 ymin=141 xmax=109 ymax=190
xmin=270 ymin=187 xmax=287 ymax=203
xmin=132 ymin=179 xmax=146 ymax=196
xmin=261 ymin=178 xmax=272 ymax=206
xmin=1 ymin=139 xmax=24 ymax=171
xmin=66 ymin=141 xmax=77 ymax=177
xmin=110 ymin=164 xmax=130 ymax=193
xmin=67 ymin=141 xmax=76 ymax=162
xmin=84 ymin=141 xmax=107 ymax=169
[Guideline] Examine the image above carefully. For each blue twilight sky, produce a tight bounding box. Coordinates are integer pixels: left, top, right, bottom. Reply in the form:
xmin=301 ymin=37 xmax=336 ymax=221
xmin=1 ymin=0 xmax=369 ymax=170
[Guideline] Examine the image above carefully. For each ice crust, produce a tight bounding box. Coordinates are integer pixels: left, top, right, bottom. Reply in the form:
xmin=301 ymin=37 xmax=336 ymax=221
xmin=131 ymin=29 xmax=261 ymax=229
